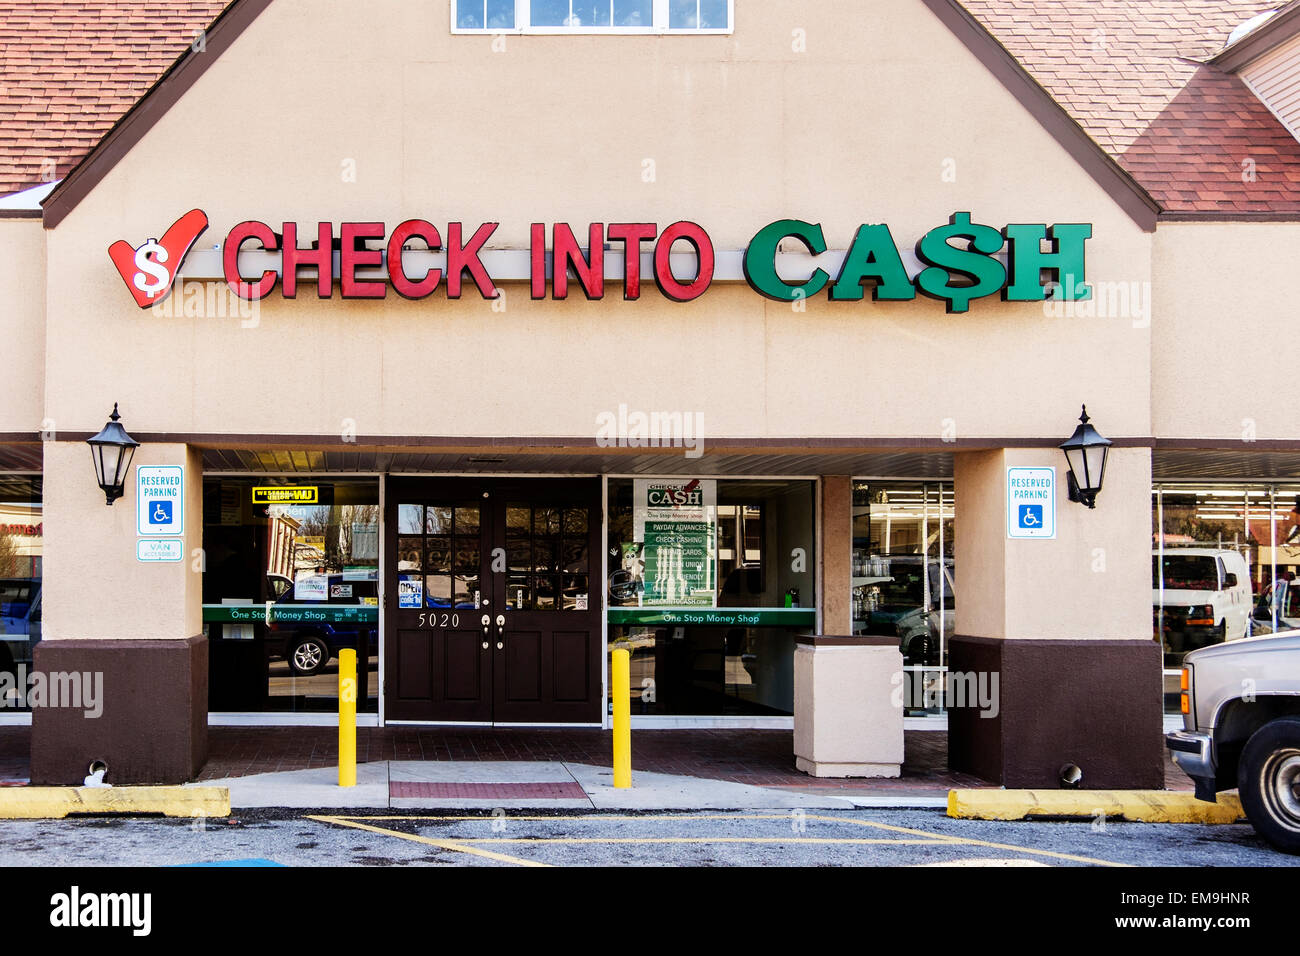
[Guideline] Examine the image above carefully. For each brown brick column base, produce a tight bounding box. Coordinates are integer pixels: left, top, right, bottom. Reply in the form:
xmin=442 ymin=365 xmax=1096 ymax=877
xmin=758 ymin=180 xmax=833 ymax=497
xmin=30 ymin=635 xmax=207 ymax=785
xmin=948 ymin=634 xmax=1164 ymax=789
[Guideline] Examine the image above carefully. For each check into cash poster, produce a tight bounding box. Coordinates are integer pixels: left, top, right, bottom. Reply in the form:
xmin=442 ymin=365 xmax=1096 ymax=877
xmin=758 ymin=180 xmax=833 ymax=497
xmin=634 ymin=479 xmax=717 ymax=607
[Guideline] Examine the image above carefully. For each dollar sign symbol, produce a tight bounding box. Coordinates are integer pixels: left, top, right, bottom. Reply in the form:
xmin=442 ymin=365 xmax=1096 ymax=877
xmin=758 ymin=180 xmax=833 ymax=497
xmin=914 ymin=212 xmax=1006 ymax=313
xmin=132 ymin=239 xmax=171 ymax=297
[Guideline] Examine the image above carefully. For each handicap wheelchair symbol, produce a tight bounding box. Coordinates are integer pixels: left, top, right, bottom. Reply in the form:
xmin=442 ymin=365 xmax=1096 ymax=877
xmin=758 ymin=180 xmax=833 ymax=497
xmin=149 ymin=500 xmax=173 ymax=524
xmin=1018 ymin=504 xmax=1043 ymax=529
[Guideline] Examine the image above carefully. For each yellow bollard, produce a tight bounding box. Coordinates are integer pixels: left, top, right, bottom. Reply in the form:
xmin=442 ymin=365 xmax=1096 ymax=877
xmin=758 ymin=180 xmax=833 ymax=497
xmin=612 ymin=648 xmax=631 ymax=788
xmin=338 ymin=648 xmax=357 ymax=788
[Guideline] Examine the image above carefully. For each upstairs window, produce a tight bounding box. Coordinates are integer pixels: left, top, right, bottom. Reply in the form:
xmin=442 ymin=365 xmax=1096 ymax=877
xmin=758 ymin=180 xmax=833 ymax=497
xmin=452 ymin=0 xmax=732 ymax=33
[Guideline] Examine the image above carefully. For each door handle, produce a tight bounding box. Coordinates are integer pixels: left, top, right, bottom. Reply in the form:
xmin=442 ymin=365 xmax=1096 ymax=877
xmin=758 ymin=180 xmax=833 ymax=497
xmin=481 ymin=614 xmax=491 ymax=649
xmin=496 ymin=614 xmax=506 ymax=649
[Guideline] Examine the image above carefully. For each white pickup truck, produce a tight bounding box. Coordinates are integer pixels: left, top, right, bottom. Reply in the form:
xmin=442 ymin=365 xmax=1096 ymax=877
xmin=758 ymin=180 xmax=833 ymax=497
xmin=1166 ymin=631 xmax=1300 ymax=854
xmin=1153 ymin=548 xmax=1252 ymax=665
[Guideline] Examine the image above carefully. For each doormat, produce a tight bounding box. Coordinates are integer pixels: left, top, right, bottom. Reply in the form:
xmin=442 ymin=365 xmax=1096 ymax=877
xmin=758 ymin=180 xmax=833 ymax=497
xmin=390 ymin=781 xmax=588 ymax=799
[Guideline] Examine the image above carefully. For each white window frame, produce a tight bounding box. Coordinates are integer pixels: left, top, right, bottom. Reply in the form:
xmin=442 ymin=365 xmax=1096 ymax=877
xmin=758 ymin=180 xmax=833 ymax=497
xmin=450 ymin=0 xmax=734 ymax=35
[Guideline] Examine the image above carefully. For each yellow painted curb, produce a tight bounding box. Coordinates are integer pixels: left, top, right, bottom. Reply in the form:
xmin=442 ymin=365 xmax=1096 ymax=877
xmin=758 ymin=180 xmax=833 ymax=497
xmin=0 ymin=786 xmax=230 ymax=820
xmin=947 ymin=789 xmax=1245 ymax=824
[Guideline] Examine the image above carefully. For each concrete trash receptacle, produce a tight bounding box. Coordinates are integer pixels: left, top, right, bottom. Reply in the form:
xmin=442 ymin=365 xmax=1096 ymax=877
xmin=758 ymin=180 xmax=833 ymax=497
xmin=793 ymin=635 xmax=904 ymax=778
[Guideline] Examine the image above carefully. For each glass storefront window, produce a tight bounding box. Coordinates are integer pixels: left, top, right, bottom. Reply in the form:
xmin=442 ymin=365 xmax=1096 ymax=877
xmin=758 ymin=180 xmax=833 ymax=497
xmin=0 ymin=477 xmax=42 ymax=711
xmin=851 ymin=481 xmax=953 ymax=717
xmin=204 ymin=478 xmax=379 ymax=713
xmin=606 ymin=478 xmax=815 ymax=716
xmin=1152 ymin=483 xmax=1296 ymax=713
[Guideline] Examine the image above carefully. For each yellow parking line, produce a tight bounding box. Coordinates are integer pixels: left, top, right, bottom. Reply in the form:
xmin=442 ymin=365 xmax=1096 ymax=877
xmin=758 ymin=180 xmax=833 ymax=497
xmin=805 ymin=815 xmax=1130 ymax=867
xmin=334 ymin=814 xmax=802 ymax=823
xmin=306 ymin=815 xmax=550 ymax=867
xmin=314 ymin=811 xmax=1130 ymax=867
xmin=456 ymin=837 xmax=952 ymax=846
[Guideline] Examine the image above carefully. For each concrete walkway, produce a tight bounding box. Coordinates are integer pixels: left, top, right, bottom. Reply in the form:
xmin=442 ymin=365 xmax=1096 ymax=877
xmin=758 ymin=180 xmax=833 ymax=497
xmin=196 ymin=760 xmax=948 ymax=810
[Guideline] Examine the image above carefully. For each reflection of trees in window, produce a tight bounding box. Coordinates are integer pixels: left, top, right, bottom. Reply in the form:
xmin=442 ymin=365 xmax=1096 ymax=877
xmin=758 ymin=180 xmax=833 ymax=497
xmin=1159 ymin=498 xmax=1257 ymax=547
xmin=0 ymin=533 xmax=18 ymax=577
xmin=294 ymin=505 xmax=379 ymax=573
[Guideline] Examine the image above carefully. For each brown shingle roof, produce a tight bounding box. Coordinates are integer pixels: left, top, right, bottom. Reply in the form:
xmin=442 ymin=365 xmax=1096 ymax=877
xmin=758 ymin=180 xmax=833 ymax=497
xmin=0 ymin=0 xmax=228 ymax=197
xmin=963 ymin=0 xmax=1300 ymax=214
xmin=5 ymin=0 xmax=1300 ymax=216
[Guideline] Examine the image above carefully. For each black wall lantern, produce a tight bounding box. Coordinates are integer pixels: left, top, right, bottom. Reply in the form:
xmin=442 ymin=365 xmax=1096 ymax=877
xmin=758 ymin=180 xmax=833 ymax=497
xmin=1059 ymin=405 xmax=1111 ymax=509
xmin=86 ymin=403 xmax=139 ymax=505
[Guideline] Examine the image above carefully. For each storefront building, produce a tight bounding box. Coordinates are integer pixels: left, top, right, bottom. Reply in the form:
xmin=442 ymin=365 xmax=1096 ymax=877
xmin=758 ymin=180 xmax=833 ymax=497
xmin=3 ymin=0 xmax=1300 ymax=788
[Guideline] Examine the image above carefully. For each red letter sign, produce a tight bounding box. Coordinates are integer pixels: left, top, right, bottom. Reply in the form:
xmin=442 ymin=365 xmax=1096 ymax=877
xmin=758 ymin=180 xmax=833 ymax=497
xmin=387 ymin=220 xmax=443 ymax=299
xmin=607 ymin=223 xmax=656 ymax=300
xmin=654 ymin=221 xmax=714 ymax=302
xmin=224 ymin=221 xmax=279 ymax=300
xmin=282 ymin=222 xmax=334 ymax=298
xmin=340 ymin=222 xmax=387 ymax=299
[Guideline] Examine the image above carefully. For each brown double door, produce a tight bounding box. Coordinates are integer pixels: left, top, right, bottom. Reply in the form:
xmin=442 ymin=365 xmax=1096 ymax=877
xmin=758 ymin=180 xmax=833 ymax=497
xmin=384 ymin=478 xmax=602 ymax=723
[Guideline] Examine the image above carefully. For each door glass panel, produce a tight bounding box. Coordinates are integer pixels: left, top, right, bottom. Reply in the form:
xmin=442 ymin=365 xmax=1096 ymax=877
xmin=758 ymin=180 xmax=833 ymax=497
xmin=536 ymin=576 xmax=559 ymax=610
xmin=455 ymin=543 xmax=480 ymax=575
xmin=533 ymin=540 xmax=556 ymax=573
xmin=397 ymin=536 xmax=423 ymax=572
xmin=425 ymin=536 xmax=452 ymax=573
xmin=507 ymin=540 xmax=531 ymax=573
xmin=563 ymin=507 xmax=588 ymax=535
xmin=507 ymin=575 xmax=534 ymax=610
xmin=562 ymin=539 xmax=588 ymax=573
xmin=455 ymin=575 xmax=481 ymax=608
xmin=398 ymin=504 xmax=423 ymax=534
xmin=535 ymin=507 xmax=560 ymax=536
xmin=563 ymin=574 xmax=589 ymax=610
xmin=425 ymin=506 xmax=453 ymax=535
xmin=426 ymin=575 xmax=452 ymax=607
xmin=455 ymin=504 xmax=481 ymax=534
xmin=507 ymin=506 xmax=531 ymax=532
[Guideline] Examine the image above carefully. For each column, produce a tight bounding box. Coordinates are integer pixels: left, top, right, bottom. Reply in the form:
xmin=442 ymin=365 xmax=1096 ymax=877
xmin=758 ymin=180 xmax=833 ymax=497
xmin=819 ymin=475 xmax=852 ymax=635
xmin=31 ymin=442 xmax=206 ymax=784
xmin=949 ymin=447 xmax=1164 ymax=789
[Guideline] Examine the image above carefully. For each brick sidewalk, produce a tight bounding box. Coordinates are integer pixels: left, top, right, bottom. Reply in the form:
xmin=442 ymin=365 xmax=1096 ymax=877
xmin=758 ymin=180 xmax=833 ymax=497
xmin=0 ymin=726 xmax=1188 ymax=791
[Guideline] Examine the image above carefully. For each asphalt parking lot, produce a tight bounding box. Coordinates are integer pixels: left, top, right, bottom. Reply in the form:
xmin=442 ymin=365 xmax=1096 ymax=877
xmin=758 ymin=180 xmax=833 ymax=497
xmin=1 ymin=808 xmax=1297 ymax=868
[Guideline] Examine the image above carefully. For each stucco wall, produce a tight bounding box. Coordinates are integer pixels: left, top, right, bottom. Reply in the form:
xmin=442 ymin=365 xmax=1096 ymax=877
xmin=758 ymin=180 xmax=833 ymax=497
xmin=42 ymin=442 xmax=202 ymax=641
xmin=955 ymin=446 xmax=1152 ymax=640
xmin=1153 ymin=221 xmax=1300 ymax=443
xmin=43 ymin=0 xmax=1152 ymax=443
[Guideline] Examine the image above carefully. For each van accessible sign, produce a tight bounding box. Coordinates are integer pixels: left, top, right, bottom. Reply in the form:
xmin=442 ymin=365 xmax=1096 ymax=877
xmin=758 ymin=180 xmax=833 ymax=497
xmin=111 ymin=210 xmax=1092 ymax=315
xmin=1007 ymin=467 xmax=1056 ymax=539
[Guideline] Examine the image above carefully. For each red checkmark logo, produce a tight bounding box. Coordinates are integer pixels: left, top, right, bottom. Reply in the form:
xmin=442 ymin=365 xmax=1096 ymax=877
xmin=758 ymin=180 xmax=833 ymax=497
xmin=108 ymin=209 xmax=209 ymax=309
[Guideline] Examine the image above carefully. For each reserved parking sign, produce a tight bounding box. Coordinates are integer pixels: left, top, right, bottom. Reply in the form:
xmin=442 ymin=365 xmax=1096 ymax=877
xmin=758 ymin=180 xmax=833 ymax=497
xmin=137 ymin=465 xmax=184 ymax=536
xmin=1007 ymin=467 xmax=1055 ymax=539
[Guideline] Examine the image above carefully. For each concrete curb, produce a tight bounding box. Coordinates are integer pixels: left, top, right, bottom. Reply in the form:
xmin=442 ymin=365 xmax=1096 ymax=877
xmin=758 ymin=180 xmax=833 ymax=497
xmin=0 ymin=786 xmax=230 ymax=819
xmin=947 ymin=789 xmax=1245 ymax=823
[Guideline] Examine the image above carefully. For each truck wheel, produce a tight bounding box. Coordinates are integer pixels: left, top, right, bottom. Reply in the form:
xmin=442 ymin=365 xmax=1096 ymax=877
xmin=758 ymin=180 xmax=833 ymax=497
xmin=1238 ymin=717 xmax=1300 ymax=854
